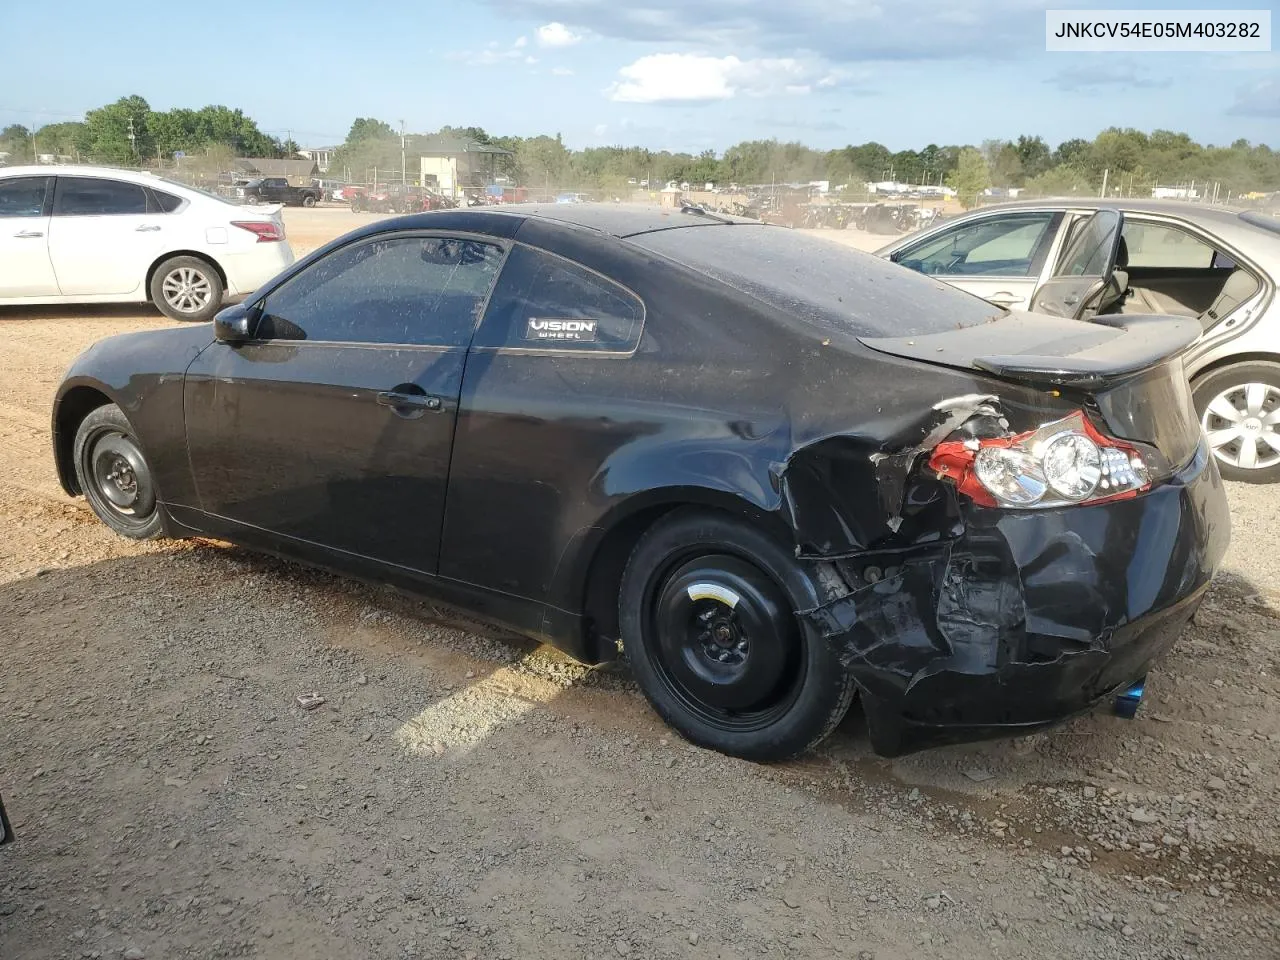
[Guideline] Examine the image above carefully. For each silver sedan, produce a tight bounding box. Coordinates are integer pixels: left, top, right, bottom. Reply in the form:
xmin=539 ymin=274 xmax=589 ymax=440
xmin=878 ymin=200 xmax=1280 ymax=482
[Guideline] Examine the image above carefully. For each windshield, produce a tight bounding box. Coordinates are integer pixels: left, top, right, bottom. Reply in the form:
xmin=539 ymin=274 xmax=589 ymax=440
xmin=631 ymin=224 xmax=1003 ymax=338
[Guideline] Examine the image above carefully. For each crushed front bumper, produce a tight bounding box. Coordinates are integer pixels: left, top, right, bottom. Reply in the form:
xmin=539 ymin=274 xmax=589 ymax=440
xmin=803 ymin=442 xmax=1231 ymax=757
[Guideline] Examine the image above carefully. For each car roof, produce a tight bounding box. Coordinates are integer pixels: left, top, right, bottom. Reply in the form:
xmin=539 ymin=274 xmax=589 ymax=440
xmin=444 ymin=202 xmax=762 ymax=238
xmin=0 ymin=164 xmax=171 ymax=185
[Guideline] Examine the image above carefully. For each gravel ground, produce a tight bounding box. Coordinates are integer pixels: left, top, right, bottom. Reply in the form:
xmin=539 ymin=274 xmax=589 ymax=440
xmin=0 ymin=210 xmax=1276 ymax=960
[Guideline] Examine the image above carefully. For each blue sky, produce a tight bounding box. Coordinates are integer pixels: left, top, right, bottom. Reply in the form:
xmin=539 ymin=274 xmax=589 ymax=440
xmin=2 ymin=0 xmax=1277 ymax=152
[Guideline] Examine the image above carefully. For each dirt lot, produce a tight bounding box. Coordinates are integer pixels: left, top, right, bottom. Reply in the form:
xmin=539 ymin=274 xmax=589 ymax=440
xmin=1 ymin=208 xmax=1277 ymax=960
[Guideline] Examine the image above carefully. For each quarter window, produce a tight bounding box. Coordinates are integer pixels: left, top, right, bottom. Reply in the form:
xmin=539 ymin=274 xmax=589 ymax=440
xmin=0 ymin=176 xmax=50 ymax=218
xmin=256 ymin=234 xmax=505 ymax=346
xmin=150 ymin=189 xmax=185 ymax=213
xmin=474 ymin=244 xmax=644 ymax=352
xmin=53 ymin=177 xmax=148 ymax=216
xmin=896 ymin=213 xmax=1058 ymax=278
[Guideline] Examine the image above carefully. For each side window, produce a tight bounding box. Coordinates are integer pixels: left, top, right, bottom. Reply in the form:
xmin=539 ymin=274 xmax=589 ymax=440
xmin=53 ymin=177 xmax=148 ymax=216
xmin=473 ymin=244 xmax=644 ymax=353
xmin=256 ymin=234 xmax=505 ymax=346
xmin=0 ymin=176 xmax=50 ymax=218
xmin=1122 ymin=222 xmax=1215 ymax=269
xmin=150 ymin=189 xmax=184 ymax=213
xmin=896 ymin=213 xmax=1057 ymax=277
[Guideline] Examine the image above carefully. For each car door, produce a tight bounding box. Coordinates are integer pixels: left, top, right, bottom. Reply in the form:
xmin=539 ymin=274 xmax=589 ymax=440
xmin=0 ymin=175 xmax=59 ymax=297
xmin=888 ymin=210 xmax=1063 ymax=308
xmin=1030 ymin=209 xmax=1125 ymax=320
xmin=47 ymin=176 xmax=167 ymax=296
xmin=183 ymin=232 xmax=506 ymax=573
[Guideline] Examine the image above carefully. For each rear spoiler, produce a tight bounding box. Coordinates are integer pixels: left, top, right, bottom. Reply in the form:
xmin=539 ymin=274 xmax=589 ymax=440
xmin=859 ymin=313 xmax=1201 ymax=389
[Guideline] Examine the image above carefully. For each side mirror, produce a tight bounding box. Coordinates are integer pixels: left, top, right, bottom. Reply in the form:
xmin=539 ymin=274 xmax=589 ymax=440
xmin=213 ymin=302 xmax=254 ymax=343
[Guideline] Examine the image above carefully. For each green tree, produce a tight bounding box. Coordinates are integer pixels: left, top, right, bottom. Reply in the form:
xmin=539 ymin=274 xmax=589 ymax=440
xmin=77 ymin=95 xmax=153 ymax=163
xmin=1053 ymin=138 xmax=1091 ymax=168
xmin=1014 ymin=135 xmax=1052 ymax=179
xmin=947 ymin=147 xmax=991 ymax=208
xmin=0 ymin=123 xmax=31 ymax=159
xmin=1024 ymin=166 xmax=1093 ymax=197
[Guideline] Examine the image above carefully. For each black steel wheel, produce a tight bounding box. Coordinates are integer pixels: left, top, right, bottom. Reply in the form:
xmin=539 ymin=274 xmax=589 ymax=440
xmin=72 ymin=404 xmax=165 ymax=540
xmin=620 ymin=510 xmax=857 ymax=761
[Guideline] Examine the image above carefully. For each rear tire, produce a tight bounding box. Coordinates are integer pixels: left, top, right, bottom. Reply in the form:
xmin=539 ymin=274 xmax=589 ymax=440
xmin=150 ymin=255 xmax=223 ymax=323
xmin=73 ymin=404 xmax=165 ymax=540
xmin=1192 ymin=361 xmax=1280 ymax=484
xmin=302 ymin=194 xmax=317 ymax=208
xmin=619 ymin=509 xmax=856 ymax=761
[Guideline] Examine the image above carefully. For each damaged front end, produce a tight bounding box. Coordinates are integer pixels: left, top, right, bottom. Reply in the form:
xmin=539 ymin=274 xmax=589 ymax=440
xmin=782 ymin=313 xmax=1231 ymax=757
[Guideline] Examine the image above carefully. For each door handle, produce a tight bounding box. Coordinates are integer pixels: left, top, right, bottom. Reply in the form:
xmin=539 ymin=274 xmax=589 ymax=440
xmin=1062 ymin=294 xmax=1081 ymax=307
xmin=988 ymin=292 xmax=1025 ymax=306
xmin=135 ymin=224 xmax=161 ymax=232
xmin=13 ymin=229 xmax=44 ymax=238
xmin=376 ymin=391 xmax=442 ymax=411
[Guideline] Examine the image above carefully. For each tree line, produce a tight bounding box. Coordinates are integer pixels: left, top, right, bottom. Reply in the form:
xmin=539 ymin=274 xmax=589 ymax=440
xmin=328 ymin=119 xmax=1280 ymax=204
xmin=0 ymin=96 xmax=291 ymax=167
xmin=4 ymin=96 xmax=1279 ymax=204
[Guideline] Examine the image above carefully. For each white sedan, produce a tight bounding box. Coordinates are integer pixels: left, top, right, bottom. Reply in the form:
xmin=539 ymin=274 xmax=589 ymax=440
xmin=0 ymin=165 xmax=295 ymax=322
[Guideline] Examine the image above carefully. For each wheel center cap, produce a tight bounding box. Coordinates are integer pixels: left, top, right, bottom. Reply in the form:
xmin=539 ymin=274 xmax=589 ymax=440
xmin=1245 ymin=418 xmax=1263 ymax=432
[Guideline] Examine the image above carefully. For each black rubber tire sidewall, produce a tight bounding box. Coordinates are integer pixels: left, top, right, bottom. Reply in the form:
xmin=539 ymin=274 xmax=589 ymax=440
xmin=72 ymin=404 xmax=165 ymax=540
xmin=1192 ymin=360 xmax=1280 ymax=484
xmin=619 ymin=509 xmax=856 ymax=762
xmin=302 ymin=194 xmax=317 ymax=207
xmin=149 ymin=255 xmax=224 ymax=323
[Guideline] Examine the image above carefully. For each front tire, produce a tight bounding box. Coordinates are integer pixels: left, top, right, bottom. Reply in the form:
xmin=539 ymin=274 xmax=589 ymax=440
xmin=1193 ymin=360 xmax=1280 ymax=484
xmin=73 ymin=404 xmax=165 ymax=540
xmin=619 ymin=510 xmax=856 ymax=761
xmin=150 ymin=255 xmax=223 ymax=323
xmin=302 ymin=194 xmax=317 ymax=208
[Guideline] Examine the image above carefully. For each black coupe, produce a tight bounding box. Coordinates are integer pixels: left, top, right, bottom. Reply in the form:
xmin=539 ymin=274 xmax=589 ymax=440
xmin=52 ymin=205 xmax=1230 ymax=759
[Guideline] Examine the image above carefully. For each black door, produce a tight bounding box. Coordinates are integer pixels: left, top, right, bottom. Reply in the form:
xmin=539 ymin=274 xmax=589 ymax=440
xmin=183 ymin=232 xmax=505 ymax=573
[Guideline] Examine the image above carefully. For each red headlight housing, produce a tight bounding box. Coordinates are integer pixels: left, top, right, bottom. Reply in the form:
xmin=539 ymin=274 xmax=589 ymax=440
xmin=928 ymin=411 xmax=1159 ymax=509
xmin=231 ymin=220 xmax=285 ymax=243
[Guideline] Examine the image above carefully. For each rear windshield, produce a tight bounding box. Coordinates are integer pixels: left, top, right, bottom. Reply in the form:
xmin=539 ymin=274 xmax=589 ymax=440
xmin=629 ymin=224 xmax=1002 ymax=337
xmin=1240 ymin=211 xmax=1280 ymax=236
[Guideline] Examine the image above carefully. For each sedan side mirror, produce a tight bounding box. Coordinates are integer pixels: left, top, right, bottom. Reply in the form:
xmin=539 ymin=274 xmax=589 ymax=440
xmin=213 ymin=302 xmax=254 ymax=343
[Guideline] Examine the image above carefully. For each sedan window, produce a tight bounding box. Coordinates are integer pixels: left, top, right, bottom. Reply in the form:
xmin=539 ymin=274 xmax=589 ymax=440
xmin=256 ymin=234 xmax=505 ymax=346
xmin=53 ymin=177 xmax=148 ymax=216
xmin=896 ymin=213 xmax=1058 ymax=278
xmin=472 ymin=244 xmax=644 ymax=353
xmin=0 ymin=176 xmax=50 ymax=217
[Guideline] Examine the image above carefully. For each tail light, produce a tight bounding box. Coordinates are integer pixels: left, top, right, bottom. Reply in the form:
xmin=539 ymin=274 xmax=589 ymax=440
xmin=232 ymin=220 xmax=284 ymax=243
xmin=928 ymin=411 xmax=1164 ymax=509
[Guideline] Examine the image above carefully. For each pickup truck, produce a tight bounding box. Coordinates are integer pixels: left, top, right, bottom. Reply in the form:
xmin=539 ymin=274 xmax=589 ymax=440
xmin=235 ymin=177 xmax=321 ymax=207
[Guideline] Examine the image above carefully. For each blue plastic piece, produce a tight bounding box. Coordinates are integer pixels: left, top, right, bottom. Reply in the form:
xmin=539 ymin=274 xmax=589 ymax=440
xmin=1113 ymin=678 xmax=1146 ymax=718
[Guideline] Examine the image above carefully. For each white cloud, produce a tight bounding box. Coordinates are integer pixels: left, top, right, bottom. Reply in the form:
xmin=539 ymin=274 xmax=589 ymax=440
xmin=551 ymin=66 xmax=575 ymax=76
xmin=496 ymin=0 xmax=1046 ymax=61
xmin=536 ymin=21 xmax=583 ymax=47
xmin=449 ymin=36 xmax=538 ymax=66
xmin=607 ymin=53 xmax=851 ymax=103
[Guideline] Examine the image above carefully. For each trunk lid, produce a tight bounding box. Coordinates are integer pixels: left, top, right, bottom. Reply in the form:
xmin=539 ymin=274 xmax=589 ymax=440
xmin=860 ymin=310 xmax=1204 ymax=470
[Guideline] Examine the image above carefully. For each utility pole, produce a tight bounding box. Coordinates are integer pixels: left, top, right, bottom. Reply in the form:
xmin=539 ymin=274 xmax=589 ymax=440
xmin=399 ymin=120 xmax=406 ymax=185
xmin=127 ymin=117 xmax=137 ymax=163
xmin=1099 ymin=167 xmax=1109 ymax=199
